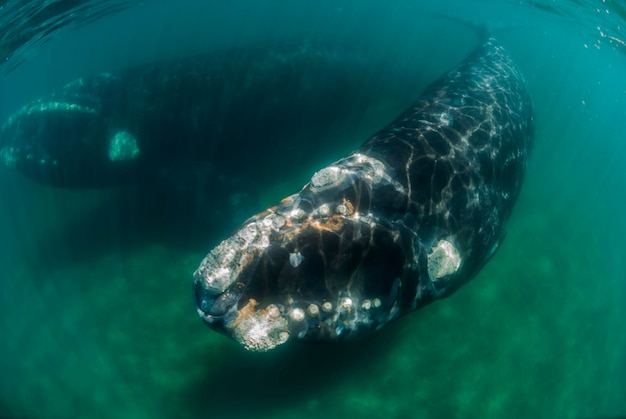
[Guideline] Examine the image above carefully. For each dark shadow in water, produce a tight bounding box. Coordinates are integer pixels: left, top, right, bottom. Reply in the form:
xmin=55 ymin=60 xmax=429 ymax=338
xmin=1 ymin=118 xmax=357 ymax=275
xmin=73 ymin=188 xmax=249 ymax=265
xmin=178 ymin=320 xmax=407 ymax=418
xmin=0 ymin=165 xmax=263 ymax=275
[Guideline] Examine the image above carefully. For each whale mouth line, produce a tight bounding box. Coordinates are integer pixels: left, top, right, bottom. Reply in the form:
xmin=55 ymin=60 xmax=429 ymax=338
xmin=196 ymin=307 xmax=223 ymax=322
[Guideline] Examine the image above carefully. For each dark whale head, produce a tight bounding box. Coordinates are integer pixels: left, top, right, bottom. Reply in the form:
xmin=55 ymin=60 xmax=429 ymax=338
xmin=0 ymin=74 xmax=143 ymax=187
xmin=193 ymin=33 xmax=534 ymax=352
xmin=193 ymin=153 xmax=455 ymax=351
xmin=1 ymin=100 xmax=141 ymax=187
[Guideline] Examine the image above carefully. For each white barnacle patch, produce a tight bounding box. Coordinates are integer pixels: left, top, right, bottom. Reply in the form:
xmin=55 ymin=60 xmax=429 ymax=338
xmin=238 ymin=222 xmax=259 ymax=243
xmin=427 ymin=239 xmax=462 ymax=280
xmin=310 ymin=166 xmax=347 ymax=192
xmin=289 ymin=252 xmax=304 ymax=268
xmin=361 ymin=299 xmax=372 ymax=310
xmin=371 ymin=298 xmax=382 ymax=308
xmin=347 ymin=153 xmax=406 ymax=195
xmin=321 ymin=301 xmax=333 ymax=313
xmin=335 ymin=296 xmax=360 ymax=332
xmin=229 ymin=299 xmax=290 ymax=352
xmin=351 ymin=153 xmax=386 ymax=183
xmin=267 ymin=304 xmax=281 ymax=318
xmin=317 ymin=204 xmax=331 ymax=217
xmin=195 ymin=240 xmax=239 ymax=295
xmin=307 ymin=304 xmax=320 ymax=316
xmin=195 ymin=219 xmax=272 ymax=295
xmin=108 ymin=131 xmax=140 ymax=162
xmin=290 ymin=308 xmax=305 ymax=321
xmin=262 ymin=213 xmax=285 ymax=231
xmin=290 ymin=208 xmax=306 ymax=220
xmin=257 ymin=234 xmax=270 ymax=249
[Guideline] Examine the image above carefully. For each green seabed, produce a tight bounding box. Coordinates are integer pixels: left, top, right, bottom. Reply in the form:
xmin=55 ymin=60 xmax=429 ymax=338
xmin=0 ymin=150 xmax=624 ymax=418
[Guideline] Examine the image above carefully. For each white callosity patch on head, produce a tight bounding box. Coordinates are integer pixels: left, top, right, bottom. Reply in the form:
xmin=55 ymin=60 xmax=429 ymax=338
xmin=195 ymin=237 xmax=241 ymax=295
xmin=289 ymin=207 xmax=306 ymax=220
xmin=290 ymin=308 xmax=305 ymax=321
xmin=307 ymin=304 xmax=319 ymax=316
xmin=350 ymin=153 xmax=387 ymax=183
xmin=335 ymin=203 xmax=348 ymax=215
xmin=310 ymin=166 xmax=348 ymax=192
xmin=108 ymin=131 xmax=140 ymax=162
xmin=229 ymin=300 xmax=289 ymax=352
xmin=195 ymin=212 xmax=287 ymax=295
xmin=334 ymin=153 xmax=406 ymax=195
xmin=316 ymin=204 xmax=331 ymax=217
xmin=262 ymin=213 xmax=286 ymax=230
xmin=427 ymin=239 xmax=462 ymax=280
xmin=309 ymin=154 xmax=394 ymax=194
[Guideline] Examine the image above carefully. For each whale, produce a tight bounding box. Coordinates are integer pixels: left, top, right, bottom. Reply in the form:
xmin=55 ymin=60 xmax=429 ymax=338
xmin=193 ymin=34 xmax=534 ymax=351
xmin=0 ymin=41 xmax=421 ymax=188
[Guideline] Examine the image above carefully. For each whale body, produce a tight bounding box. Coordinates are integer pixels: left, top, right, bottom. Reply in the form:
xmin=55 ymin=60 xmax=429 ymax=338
xmin=193 ymin=36 xmax=534 ymax=351
xmin=0 ymin=42 xmax=417 ymax=188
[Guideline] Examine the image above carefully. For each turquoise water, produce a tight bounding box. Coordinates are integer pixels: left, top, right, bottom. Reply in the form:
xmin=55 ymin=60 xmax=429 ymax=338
xmin=1 ymin=1 xmax=625 ymax=418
